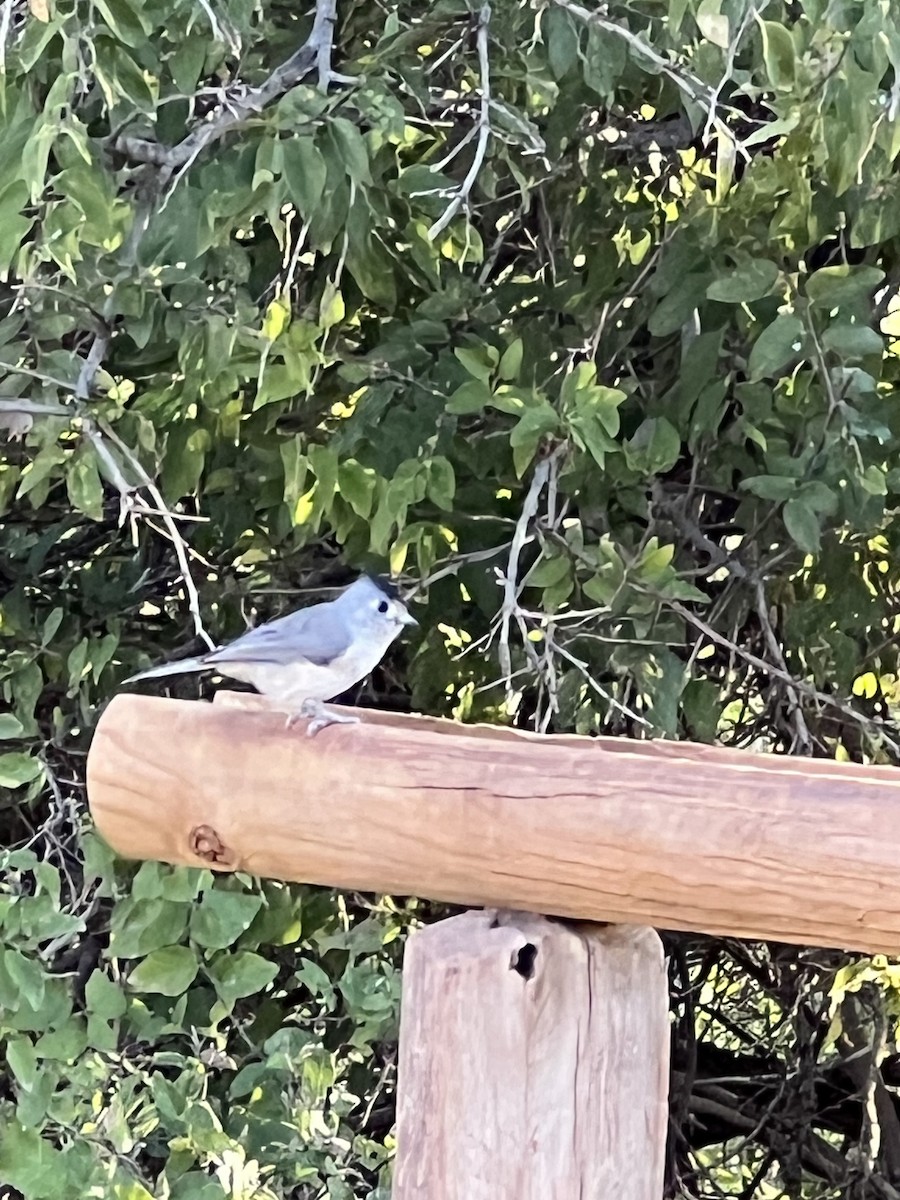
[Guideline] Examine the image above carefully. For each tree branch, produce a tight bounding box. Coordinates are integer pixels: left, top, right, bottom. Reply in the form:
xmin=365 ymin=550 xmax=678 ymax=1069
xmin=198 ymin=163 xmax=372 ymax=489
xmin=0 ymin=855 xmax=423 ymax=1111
xmin=428 ymin=3 xmax=492 ymax=241
xmin=114 ymin=0 xmax=350 ymax=186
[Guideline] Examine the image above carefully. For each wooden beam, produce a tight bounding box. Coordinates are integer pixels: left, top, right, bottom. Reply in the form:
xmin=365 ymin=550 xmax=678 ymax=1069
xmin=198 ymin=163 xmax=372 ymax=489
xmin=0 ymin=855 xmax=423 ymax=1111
xmin=393 ymin=911 xmax=668 ymax=1200
xmin=87 ymin=692 xmax=900 ymax=953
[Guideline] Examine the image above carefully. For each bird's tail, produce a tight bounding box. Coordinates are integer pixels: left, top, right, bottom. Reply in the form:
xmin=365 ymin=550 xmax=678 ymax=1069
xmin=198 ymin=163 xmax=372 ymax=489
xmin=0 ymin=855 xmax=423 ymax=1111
xmin=122 ymin=655 xmax=211 ymax=686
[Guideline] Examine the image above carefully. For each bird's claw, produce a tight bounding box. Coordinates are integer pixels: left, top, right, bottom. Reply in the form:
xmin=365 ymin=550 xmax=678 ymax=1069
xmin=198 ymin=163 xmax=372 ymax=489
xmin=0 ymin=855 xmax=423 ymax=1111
xmin=285 ymin=700 xmax=361 ymax=737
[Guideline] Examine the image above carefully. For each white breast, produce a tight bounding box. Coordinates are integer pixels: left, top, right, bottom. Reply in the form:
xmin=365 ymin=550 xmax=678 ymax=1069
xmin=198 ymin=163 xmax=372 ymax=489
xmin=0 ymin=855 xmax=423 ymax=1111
xmin=218 ymin=632 xmax=397 ymax=708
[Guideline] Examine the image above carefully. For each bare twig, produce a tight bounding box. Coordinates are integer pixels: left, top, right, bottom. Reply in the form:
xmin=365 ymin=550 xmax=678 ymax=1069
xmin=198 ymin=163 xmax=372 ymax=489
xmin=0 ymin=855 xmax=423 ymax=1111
xmin=98 ymin=419 xmax=216 ymax=650
xmin=193 ymin=0 xmax=240 ymax=56
xmin=4 ymin=332 xmax=216 ymax=651
xmin=649 ymin=589 xmax=900 ymax=756
xmin=428 ymin=4 xmax=492 ymax=241
xmin=0 ymin=0 xmax=15 ymax=74
xmin=411 ymin=545 xmax=509 ymax=594
xmin=651 ymin=481 xmax=750 ymax=581
xmin=552 ymin=0 xmax=745 ymax=153
xmin=73 ymin=332 xmax=109 ymax=402
xmin=753 ymin=580 xmax=815 ymax=754
xmin=553 ymin=0 xmax=710 ymax=101
xmin=313 ymin=0 xmax=340 ymax=90
xmin=545 ymin=632 xmax=651 ymax=728
xmin=497 ymin=451 xmax=555 ymax=699
xmin=0 ymin=360 xmax=89 ymax=393
xmin=703 ymin=4 xmax=758 ymax=144
xmin=0 ymin=398 xmax=71 ymax=417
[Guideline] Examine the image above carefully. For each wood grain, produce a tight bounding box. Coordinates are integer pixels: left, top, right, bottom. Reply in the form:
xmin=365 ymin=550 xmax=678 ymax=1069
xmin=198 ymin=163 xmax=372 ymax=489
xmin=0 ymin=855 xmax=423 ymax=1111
xmin=393 ymin=911 xmax=668 ymax=1200
xmin=86 ymin=692 xmax=900 ymax=953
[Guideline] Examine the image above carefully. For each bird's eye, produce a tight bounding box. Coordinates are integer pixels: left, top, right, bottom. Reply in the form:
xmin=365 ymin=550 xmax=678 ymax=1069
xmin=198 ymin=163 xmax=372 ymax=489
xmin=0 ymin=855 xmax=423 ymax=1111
xmin=377 ymin=599 xmax=389 ymax=614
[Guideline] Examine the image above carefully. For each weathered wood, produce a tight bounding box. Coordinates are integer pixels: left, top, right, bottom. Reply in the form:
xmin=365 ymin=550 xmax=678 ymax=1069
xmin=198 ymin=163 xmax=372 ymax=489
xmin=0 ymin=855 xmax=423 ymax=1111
xmin=87 ymin=691 xmax=900 ymax=953
xmin=393 ymin=911 xmax=669 ymax=1200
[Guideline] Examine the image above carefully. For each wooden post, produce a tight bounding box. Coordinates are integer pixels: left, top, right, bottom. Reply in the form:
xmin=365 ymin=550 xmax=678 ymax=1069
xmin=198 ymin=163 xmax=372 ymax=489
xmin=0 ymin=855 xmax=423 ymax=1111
xmin=394 ymin=911 xmax=669 ymax=1200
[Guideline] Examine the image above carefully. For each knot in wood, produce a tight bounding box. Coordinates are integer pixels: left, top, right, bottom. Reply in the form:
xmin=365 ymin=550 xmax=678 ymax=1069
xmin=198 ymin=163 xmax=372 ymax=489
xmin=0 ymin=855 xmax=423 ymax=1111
xmin=189 ymin=824 xmax=236 ymax=868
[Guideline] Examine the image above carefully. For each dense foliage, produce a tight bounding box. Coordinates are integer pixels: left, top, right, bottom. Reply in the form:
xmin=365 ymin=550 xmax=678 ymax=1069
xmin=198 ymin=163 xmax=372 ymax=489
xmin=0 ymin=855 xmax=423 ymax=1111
xmin=3 ymin=0 xmax=900 ymax=1194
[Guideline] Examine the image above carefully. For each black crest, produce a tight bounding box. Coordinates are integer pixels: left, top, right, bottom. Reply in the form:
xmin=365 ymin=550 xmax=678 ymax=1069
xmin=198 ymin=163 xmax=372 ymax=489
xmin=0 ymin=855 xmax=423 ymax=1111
xmin=366 ymin=573 xmax=400 ymax=600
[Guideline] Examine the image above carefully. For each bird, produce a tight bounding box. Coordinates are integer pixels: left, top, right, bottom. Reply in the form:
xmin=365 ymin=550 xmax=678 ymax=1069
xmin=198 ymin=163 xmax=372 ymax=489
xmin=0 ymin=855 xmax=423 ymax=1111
xmin=122 ymin=575 xmax=418 ymax=735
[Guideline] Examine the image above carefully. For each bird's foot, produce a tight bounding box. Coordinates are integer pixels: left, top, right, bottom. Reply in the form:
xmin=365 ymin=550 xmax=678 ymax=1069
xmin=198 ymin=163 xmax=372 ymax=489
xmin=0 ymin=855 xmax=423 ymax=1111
xmin=285 ymin=699 xmax=361 ymax=738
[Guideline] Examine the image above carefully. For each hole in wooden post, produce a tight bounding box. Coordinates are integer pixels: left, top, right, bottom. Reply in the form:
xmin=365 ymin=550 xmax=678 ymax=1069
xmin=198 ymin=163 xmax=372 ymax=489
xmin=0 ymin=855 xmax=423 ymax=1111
xmin=511 ymin=942 xmax=537 ymax=980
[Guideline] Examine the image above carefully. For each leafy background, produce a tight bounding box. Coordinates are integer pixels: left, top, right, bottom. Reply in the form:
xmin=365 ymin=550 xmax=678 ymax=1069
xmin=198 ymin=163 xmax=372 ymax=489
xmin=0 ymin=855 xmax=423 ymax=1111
xmin=3 ymin=0 xmax=900 ymax=1194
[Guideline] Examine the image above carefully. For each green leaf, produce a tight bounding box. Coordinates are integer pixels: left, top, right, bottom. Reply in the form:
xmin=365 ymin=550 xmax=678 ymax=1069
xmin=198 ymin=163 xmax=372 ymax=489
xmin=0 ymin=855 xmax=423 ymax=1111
xmin=748 ymin=314 xmax=805 ymax=380
xmin=109 ymin=897 xmax=190 ymax=957
xmin=337 ymin=459 xmax=378 ymax=518
xmin=706 ymin=260 xmax=780 ymax=303
xmin=92 ymin=0 xmax=151 ymax=46
xmin=859 ymin=465 xmax=887 ymax=496
xmin=169 ymin=37 xmax=207 ymax=94
xmin=798 ymin=481 xmax=838 ymax=514
xmin=806 ymin=265 xmax=885 ymax=308
xmin=640 ymin=647 xmax=688 ymax=735
xmin=132 ymin=861 xmax=208 ymax=902
xmin=0 ymin=181 xmax=33 ymax=275
xmin=66 ymin=442 xmax=105 ymax=520
xmin=0 ymin=1122 xmax=64 ymax=1200
xmin=624 ymin=417 xmax=681 ymax=474
xmin=454 ymin=345 xmax=494 ymax=382
xmin=262 ymin=294 xmax=291 ymax=342
xmin=509 ymin=403 xmax=560 ymax=477
xmin=0 ymin=752 xmax=43 ymax=787
xmin=190 ymin=890 xmax=264 ymax=949
xmin=446 ymin=379 xmax=493 ymax=414
xmin=426 ymin=457 xmax=455 ymax=510
xmin=0 ymin=713 xmax=25 ymax=738
xmin=318 ymin=281 xmax=345 ymax=328
xmin=783 ymin=498 xmax=820 ymax=553
xmin=740 ymin=114 xmax=800 ymax=148
xmin=7 ymin=1036 xmax=38 ymax=1091
xmin=282 ymin=136 xmax=328 ymax=220
xmin=525 ymin=554 xmax=570 ymax=587
xmin=4 ymin=949 xmax=46 ymax=1008
xmin=326 ymin=118 xmax=372 ymax=186
xmin=84 ymin=969 xmax=127 ymax=1021
xmin=636 ymin=539 xmax=675 ymax=582
xmin=647 ymin=273 xmax=709 ymax=336
xmin=162 ymin=425 xmax=209 ymax=500
xmin=34 ymin=1022 xmax=88 ymax=1062
xmin=582 ymin=21 xmax=626 ymax=97
xmin=208 ymin=951 xmax=279 ymax=1010
xmin=21 ymin=122 xmax=56 ymax=205
xmin=582 ymin=570 xmax=619 ymax=605
xmin=67 ymin=637 xmax=89 ymax=693
xmin=696 ymin=0 xmax=729 ymax=48
xmin=113 ymin=1181 xmax=155 ymax=1200
xmin=758 ymin=18 xmax=795 ymax=90
xmin=128 ymin=946 xmax=199 ymax=995
xmin=681 ymin=678 xmax=721 ymax=742
xmin=568 ymin=411 xmax=617 ymax=468
xmin=821 ymin=324 xmax=883 ymax=359
xmin=571 ymin=384 xmax=626 ymax=437
xmin=544 ymin=6 xmax=579 ymax=79
xmin=497 ymin=338 xmax=524 ymax=381
xmin=742 ymin=475 xmax=798 ymax=501
xmin=659 ymin=578 xmax=710 ymax=603
xmin=94 ymin=38 xmax=155 ymax=111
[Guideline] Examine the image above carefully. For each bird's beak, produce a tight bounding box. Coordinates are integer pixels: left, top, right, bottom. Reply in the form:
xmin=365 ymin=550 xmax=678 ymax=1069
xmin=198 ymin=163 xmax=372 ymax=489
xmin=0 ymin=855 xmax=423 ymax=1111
xmin=401 ymin=608 xmax=418 ymax=627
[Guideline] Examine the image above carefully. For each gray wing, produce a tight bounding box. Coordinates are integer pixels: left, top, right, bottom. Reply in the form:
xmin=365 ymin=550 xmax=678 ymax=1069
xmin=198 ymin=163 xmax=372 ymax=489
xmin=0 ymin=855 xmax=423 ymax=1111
xmin=203 ymin=602 xmax=353 ymax=669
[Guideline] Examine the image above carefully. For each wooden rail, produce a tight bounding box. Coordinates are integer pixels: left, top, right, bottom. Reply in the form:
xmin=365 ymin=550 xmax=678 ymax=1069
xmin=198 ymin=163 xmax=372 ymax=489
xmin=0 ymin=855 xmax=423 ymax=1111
xmin=86 ymin=691 xmax=900 ymax=955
